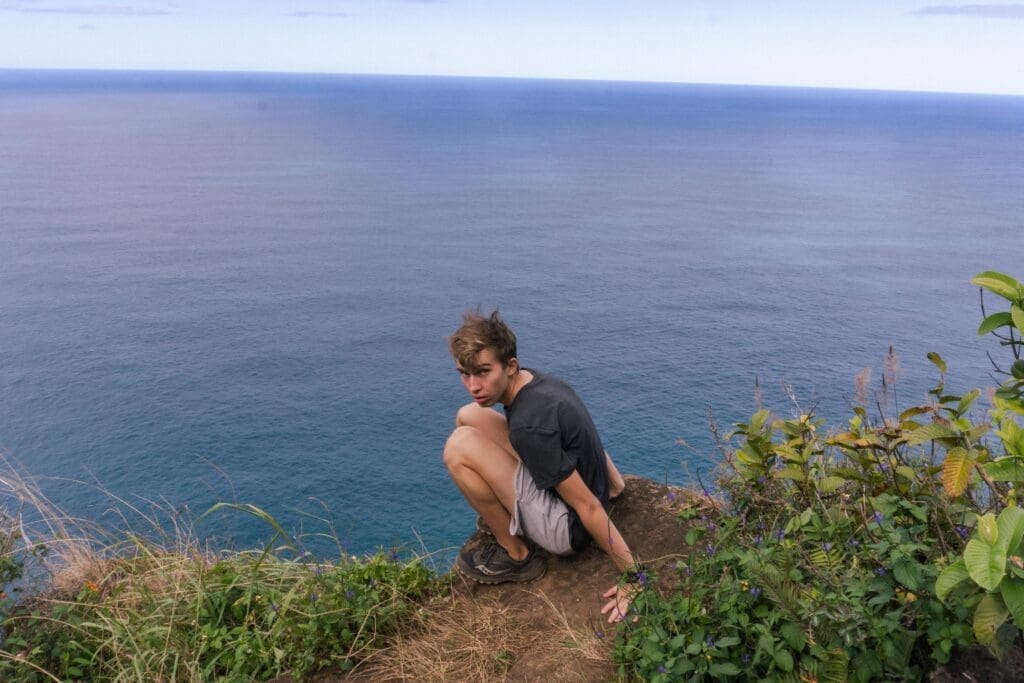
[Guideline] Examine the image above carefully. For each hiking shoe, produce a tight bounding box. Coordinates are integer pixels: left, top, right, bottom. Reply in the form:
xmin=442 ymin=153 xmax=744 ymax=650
xmin=457 ymin=541 xmax=546 ymax=584
xmin=475 ymin=514 xmax=494 ymax=536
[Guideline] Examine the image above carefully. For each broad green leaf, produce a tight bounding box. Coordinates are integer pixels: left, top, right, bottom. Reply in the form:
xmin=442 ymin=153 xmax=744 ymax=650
xmin=779 ymin=622 xmax=806 ymax=651
xmin=983 ymin=458 xmax=1024 ymax=482
xmin=999 ymin=577 xmax=1024 ymax=626
xmin=957 ymin=389 xmax=981 ymax=416
xmin=935 ymin=558 xmax=970 ymax=603
xmin=817 ymin=475 xmax=847 ymax=494
xmin=750 ymin=408 xmax=771 ymax=434
xmin=927 ymin=352 xmax=947 ymax=374
xmin=973 ymin=593 xmax=1009 ymax=644
xmin=979 ymin=513 xmax=1000 ymax=545
xmin=736 ymin=443 xmax=764 ymax=466
xmin=906 ymin=423 xmax=958 ymax=446
xmin=978 ymin=312 xmax=1014 ymax=336
xmin=1013 ymin=304 xmax=1024 ymax=333
xmin=709 ymin=663 xmax=741 ymax=676
xmin=972 ymin=271 xmax=1022 ymax=302
xmin=965 ymin=536 xmax=1005 ymax=590
xmin=941 ymin=447 xmax=974 ymax=497
xmin=997 ymin=506 xmax=1024 ymax=556
xmin=895 ymin=465 xmax=917 ymax=482
xmin=774 ymin=444 xmax=803 ymax=463
xmin=773 ymin=649 xmax=794 ymax=672
xmin=774 ymin=465 xmax=806 ymax=482
xmin=893 ymin=559 xmax=923 ymax=590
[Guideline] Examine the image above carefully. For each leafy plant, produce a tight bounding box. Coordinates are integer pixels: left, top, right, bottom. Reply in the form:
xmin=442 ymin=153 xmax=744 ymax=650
xmin=615 ymin=270 xmax=1024 ymax=680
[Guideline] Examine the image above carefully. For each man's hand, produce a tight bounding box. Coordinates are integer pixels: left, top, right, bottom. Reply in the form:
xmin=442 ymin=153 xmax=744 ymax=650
xmin=601 ymin=582 xmax=639 ymax=623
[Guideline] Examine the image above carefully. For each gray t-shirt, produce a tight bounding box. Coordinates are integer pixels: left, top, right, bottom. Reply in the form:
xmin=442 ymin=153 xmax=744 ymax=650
xmin=504 ymin=369 xmax=610 ymax=551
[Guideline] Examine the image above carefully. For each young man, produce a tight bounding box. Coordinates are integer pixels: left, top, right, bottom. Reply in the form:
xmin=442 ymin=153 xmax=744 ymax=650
xmin=443 ymin=310 xmax=641 ymax=623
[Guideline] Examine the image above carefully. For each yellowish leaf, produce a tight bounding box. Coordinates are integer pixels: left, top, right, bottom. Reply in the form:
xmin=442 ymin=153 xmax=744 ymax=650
xmin=941 ymin=447 xmax=974 ymax=497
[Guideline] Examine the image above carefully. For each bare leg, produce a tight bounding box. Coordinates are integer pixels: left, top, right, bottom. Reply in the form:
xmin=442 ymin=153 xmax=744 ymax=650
xmin=444 ymin=404 xmax=529 ymax=560
xmin=605 ymin=451 xmax=626 ymax=500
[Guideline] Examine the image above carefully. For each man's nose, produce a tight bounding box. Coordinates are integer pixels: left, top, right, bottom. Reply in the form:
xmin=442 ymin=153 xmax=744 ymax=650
xmin=467 ymin=376 xmax=481 ymax=392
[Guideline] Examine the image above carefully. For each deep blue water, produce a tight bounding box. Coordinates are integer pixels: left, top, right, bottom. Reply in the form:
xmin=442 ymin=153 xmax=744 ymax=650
xmin=1 ymin=70 xmax=1023 ymax=562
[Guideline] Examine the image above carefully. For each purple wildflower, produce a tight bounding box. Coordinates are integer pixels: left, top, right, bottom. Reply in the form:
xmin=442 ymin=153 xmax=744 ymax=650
xmin=875 ymin=566 xmax=887 ymax=577
xmin=955 ymin=525 xmax=970 ymax=540
xmin=345 ymin=589 xmax=355 ymax=600
xmin=879 ymin=461 xmax=890 ymax=472
xmin=873 ymin=511 xmax=884 ymax=524
xmin=743 ymin=653 xmax=751 ymax=665
xmin=594 ymin=629 xmax=605 ymax=640
xmin=847 ymin=538 xmax=860 ymax=547
xmin=775 ymin=529 xmax=786 ymax=541
xmin=822 ymin=542 xmax=833 ymax=552
xmin=750 ymin=587 xmax=762 ymax=597
xmin=658 ymin=664 xmax=666 ymax=674
xmin=706 ymin=636 xmax=715 ymax=648
xmin=270 ymin=603 xmax=279 ymax=613
xmin=753 ymin=535 xmax=764 ymax=545
xmin=310 ymin=592 xmax=318 ymax=603
xmin=635 ymin=570 xmax=649 ymax=586
xmin=390 ymin=548 xmax=400 ymax=563
xmin=707 ymin=521 xmax=717 ymax=532
xmin=705 ymin=544 xmax=716 ymax=556
xmin=314 ymin=565 xmax=323 ymax=577
xmin=666 ymin=491 xmax=677 ymax=503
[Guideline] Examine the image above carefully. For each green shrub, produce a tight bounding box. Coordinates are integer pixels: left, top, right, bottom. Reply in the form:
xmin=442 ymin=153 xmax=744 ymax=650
xmin=614 ymin=269 xmax=1024 ymax=681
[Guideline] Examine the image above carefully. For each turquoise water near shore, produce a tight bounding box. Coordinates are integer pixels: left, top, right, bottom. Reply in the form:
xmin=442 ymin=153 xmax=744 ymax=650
xmin=1 ymin=70 xmax=1023 ymax=558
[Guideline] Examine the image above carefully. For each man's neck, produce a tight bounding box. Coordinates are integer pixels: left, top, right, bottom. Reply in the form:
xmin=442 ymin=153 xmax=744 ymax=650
xmin=501 ymin=368 xmax=534 ymax=406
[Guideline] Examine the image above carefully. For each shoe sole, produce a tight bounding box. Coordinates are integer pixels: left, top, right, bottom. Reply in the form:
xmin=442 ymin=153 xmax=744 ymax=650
xmin=456 ymin=554 xmax=547 ymax=584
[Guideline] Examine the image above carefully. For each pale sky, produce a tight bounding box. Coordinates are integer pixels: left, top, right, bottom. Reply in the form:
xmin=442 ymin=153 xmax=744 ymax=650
xmin=1 ymin=1 xmax=1022 ymax=95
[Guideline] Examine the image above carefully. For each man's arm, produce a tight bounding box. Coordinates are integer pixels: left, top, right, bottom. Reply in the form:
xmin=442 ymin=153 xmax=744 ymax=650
xmin=605 ymin=450 xmax=626 ymax=499
xmin=555 ymin=471 xmax=639 ymax=622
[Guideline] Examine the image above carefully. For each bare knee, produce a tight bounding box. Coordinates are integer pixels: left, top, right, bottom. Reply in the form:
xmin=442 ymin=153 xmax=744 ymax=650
xmin=443 ymin=425 xmax=479 ymax=469
xmin=455 ymin=403 xmax=486 ymax=428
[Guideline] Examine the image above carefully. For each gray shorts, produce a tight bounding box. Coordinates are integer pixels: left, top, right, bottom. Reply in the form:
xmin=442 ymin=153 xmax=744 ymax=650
xmin=509 ymin=462 xmax=574 ymax=556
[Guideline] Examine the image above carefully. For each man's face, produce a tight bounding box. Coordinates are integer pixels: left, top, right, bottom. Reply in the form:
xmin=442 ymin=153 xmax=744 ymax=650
xmin=457 ymin=348 xmax=516 ymax=407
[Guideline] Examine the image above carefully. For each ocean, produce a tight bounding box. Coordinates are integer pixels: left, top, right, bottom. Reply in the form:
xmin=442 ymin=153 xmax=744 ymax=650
xmin=1 ymin=70 xmax=1022 ymax=562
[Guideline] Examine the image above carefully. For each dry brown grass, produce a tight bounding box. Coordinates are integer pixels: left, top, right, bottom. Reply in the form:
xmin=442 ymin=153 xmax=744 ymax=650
xmin=531 ymin=589 xmax=613 ymax=665
xmin=347 ymin=580 xmax=619 ymax=683
xmin=350 ymin=589 xmax=537 ymax=681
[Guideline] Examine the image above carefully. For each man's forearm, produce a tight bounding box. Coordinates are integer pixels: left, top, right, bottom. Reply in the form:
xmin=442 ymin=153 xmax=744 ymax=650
xmin=578 ymin=504 xmax=635 ymax=572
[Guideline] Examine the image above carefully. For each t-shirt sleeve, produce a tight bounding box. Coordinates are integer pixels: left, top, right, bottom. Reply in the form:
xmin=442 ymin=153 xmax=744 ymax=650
xmin=511 ymin=426 xmax=576 ymax=490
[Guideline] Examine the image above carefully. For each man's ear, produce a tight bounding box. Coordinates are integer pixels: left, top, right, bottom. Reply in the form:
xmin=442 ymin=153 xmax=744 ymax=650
xmin=505 ymin=357 xmax=519 ymax=374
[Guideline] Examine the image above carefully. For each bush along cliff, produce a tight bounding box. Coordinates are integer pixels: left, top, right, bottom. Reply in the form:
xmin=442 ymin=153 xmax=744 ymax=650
xmin=614 ymin=270 xmax=1024 ymax=682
